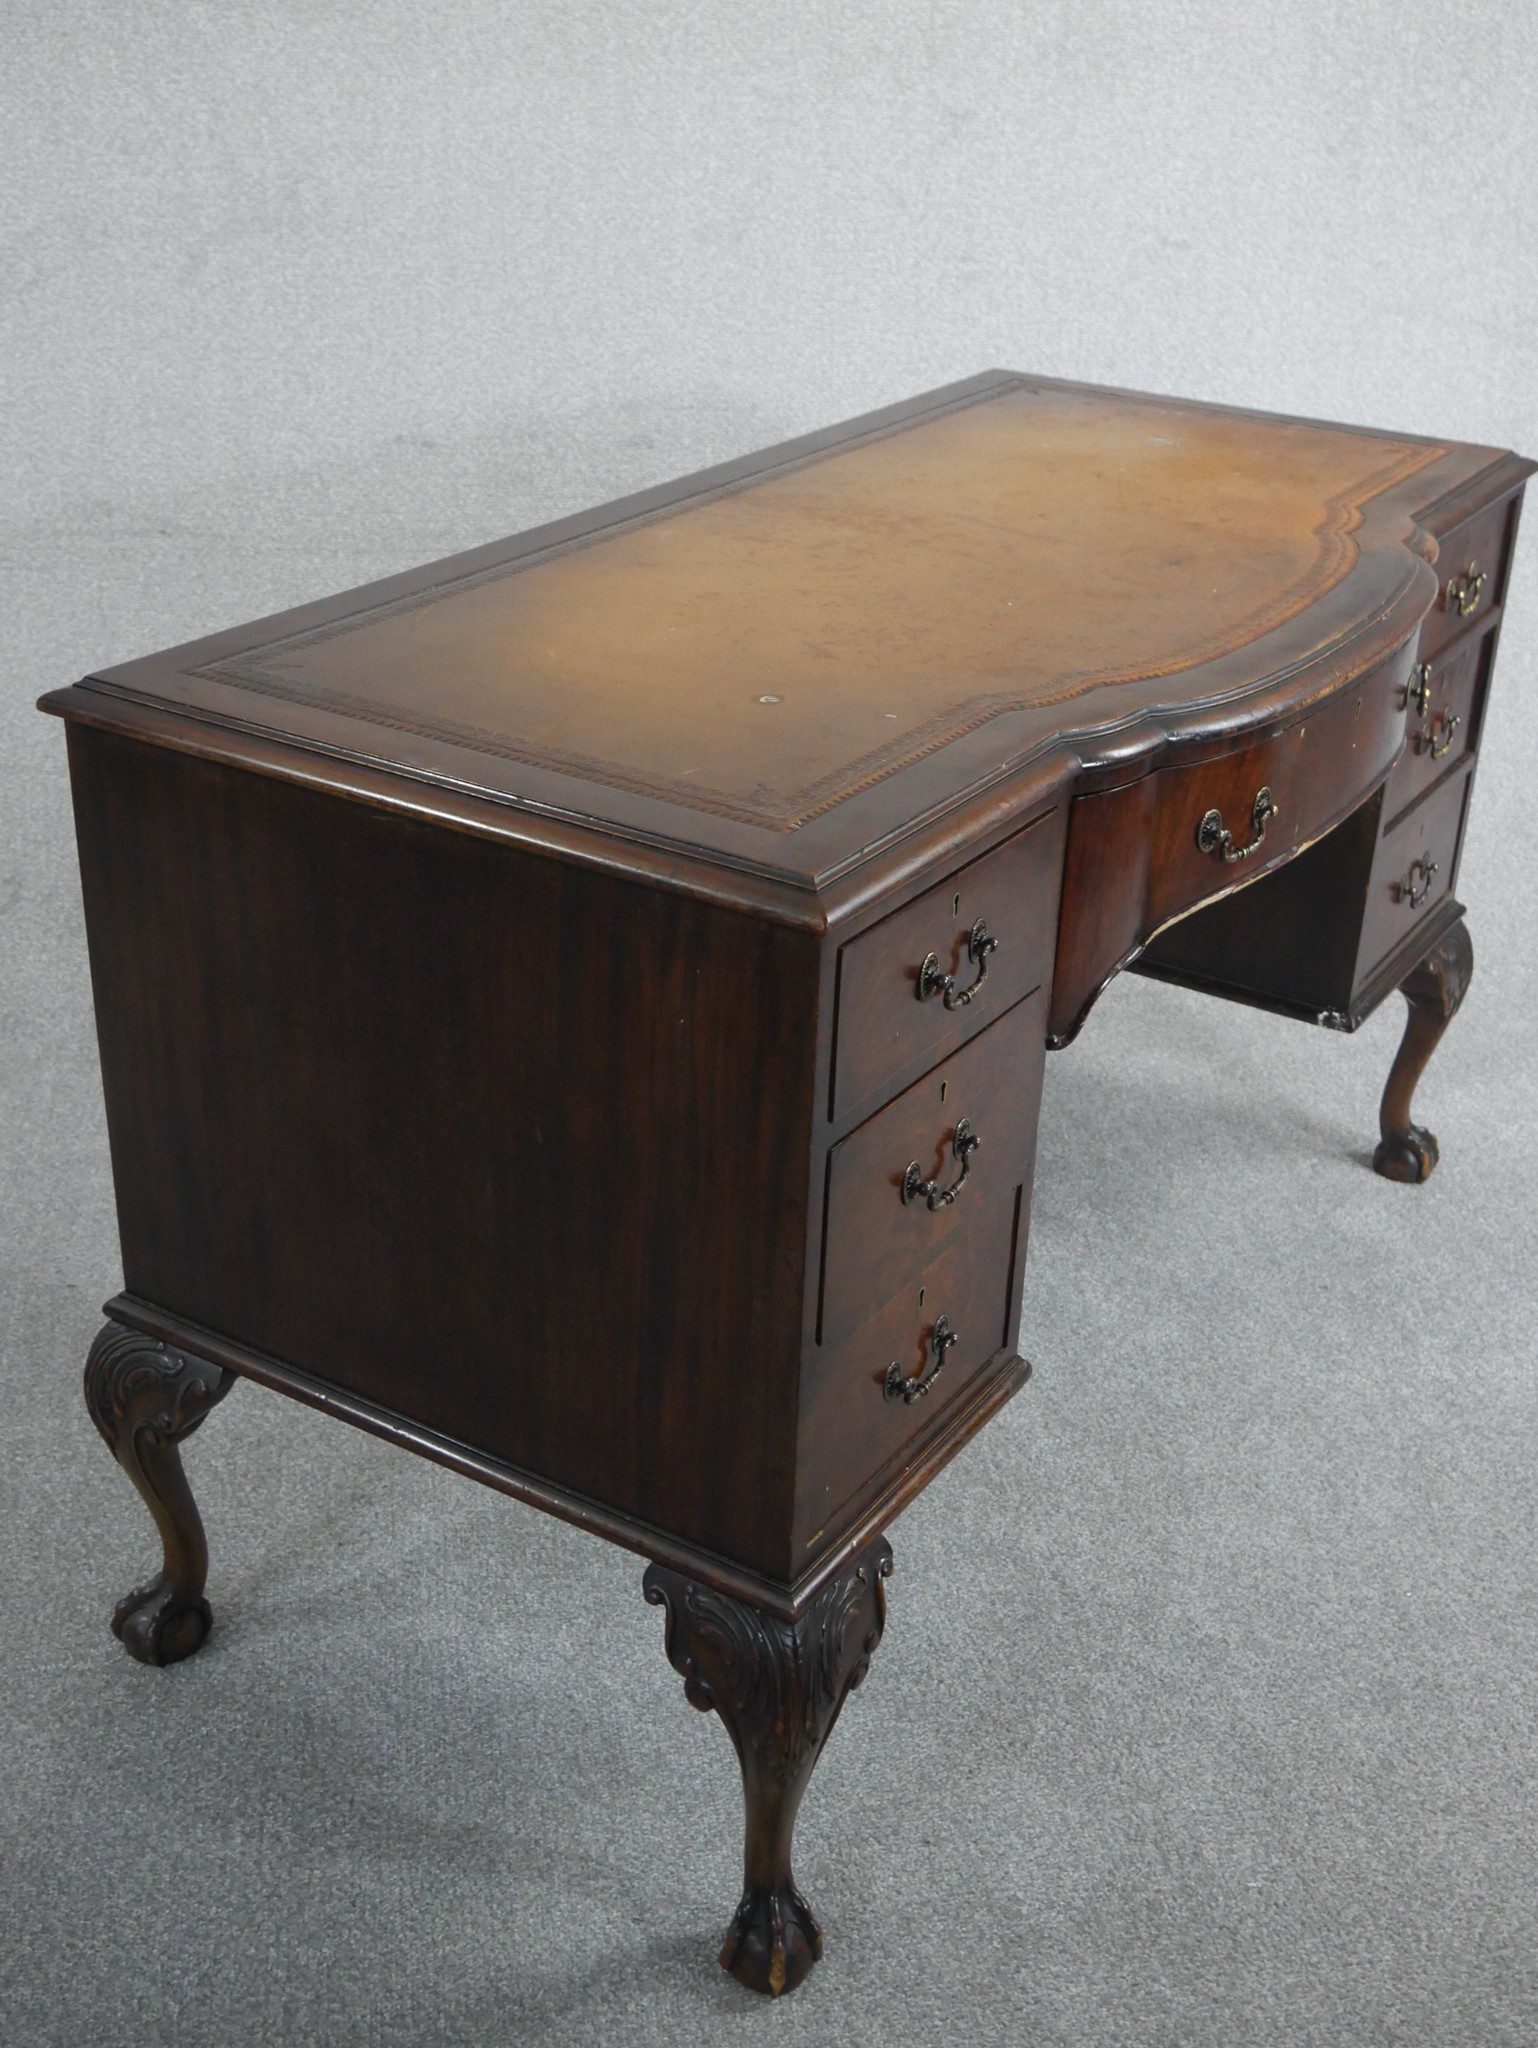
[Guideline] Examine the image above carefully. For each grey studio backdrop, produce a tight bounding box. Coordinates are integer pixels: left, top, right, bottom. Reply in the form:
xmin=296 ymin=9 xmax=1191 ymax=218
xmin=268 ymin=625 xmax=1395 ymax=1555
xmin=4 ymin=8 xmax=1536 ymax=2046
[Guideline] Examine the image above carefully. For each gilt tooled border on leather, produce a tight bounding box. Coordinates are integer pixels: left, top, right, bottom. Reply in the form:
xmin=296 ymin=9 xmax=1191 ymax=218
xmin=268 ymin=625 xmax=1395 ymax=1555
xmin=193 ymin=418 xmax=1447 ymax=835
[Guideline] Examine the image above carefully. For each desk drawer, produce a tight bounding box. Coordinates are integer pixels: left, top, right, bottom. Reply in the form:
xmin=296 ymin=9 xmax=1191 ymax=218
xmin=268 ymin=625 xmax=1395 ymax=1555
xmin=820 ymin=989 xmax=1045 ymax=1350
xmin=797 ymin=1199 xmax=1022 ymax=1549
xmin=1051 ymin=659 xmax=1407 ymax=1043
xmin=1140 ymin=665 xmax=1406 ymax=938
xmin=1357 ymin=768 xmax=1470 ymax=982
xmin=1418 ymin=492 xmax=1520 ymax=660
xmin=830 ymin=808 xmax=1063 ymax=1124
xmin=1382 ymin=629 xmax=1489 ymax=825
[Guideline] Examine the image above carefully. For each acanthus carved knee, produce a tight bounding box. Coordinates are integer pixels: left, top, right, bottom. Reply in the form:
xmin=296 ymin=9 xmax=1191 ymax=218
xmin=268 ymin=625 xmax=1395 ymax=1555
xmin=644 ymin=1536 xmax=892 ymax=1996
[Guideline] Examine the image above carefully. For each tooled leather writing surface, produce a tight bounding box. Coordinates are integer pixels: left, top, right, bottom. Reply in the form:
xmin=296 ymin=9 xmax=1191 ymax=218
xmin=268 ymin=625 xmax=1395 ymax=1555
xmin=77 ymin=373 xmax=1493 ymax=881
xmin=188 ymin=387 xmax=1442 ymax=830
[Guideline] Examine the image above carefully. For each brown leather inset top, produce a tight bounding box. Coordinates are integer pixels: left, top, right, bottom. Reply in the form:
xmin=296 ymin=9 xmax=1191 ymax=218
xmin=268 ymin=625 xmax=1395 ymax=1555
xmin=70 ymin=372 xmax=1515 ymax=891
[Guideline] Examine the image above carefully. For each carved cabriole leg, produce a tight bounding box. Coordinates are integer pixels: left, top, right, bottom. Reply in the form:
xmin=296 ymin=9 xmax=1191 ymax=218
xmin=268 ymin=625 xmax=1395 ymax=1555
xmin=83 ymin=1321 xmax=235 ymax=1665
xmin=1373 ymin=918 xmax=1475 ymax=1183
xmin=643 ymin=1535 xmax=893 ymax=1997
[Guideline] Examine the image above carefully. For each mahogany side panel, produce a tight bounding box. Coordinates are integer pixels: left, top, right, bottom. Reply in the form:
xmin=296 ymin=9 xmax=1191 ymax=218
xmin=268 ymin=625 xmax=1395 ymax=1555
xmin=66 ymin=723 xmax=820 ymax=1581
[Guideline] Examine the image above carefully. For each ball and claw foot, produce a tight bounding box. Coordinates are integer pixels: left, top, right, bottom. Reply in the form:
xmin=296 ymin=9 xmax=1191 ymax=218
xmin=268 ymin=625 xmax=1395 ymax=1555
xmin=1371 ymin=919 xmax=1472 ymax=1186
xmin=720 ymin=1878 xmax=823 ymax=1998
xmin=1372 ymin=1122 xmax=1439 ymax=1185
xmin=110 ymin=1574 xmax=214 ymax=1667
xmin=83 ymin=1319 xmax=235 ymax=1667
xmin=644 ymin=1534 xmax=893 ymax=1996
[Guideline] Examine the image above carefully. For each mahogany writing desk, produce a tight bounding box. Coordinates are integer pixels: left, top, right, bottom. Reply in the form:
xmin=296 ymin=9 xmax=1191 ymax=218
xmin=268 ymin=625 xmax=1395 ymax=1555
xmin=42 ymin=373 xmax=1532 ymax=1996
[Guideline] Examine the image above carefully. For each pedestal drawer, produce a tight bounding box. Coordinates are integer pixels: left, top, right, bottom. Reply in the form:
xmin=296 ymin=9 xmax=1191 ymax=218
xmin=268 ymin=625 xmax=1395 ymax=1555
xmin=1418 ymin=492 xmax=1521 ymax=661
xmin=819 ymin=988 xmax=1046 ymax=1349
xmin=797 ymin=1175 xmax=1024 ymax=1552
xmin=830 ymin=807 xmax=1063 ymax=1125
xmin=1382 ymin=629 xmax=1489 ymax=824
xmin=1357 ymin=768 xmax=1471 ymax=982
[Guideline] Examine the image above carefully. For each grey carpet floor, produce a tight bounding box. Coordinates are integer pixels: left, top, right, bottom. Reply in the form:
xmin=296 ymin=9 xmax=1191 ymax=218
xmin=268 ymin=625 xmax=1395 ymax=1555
xmin=4 ymin=441 xmax=1537 ymax=2048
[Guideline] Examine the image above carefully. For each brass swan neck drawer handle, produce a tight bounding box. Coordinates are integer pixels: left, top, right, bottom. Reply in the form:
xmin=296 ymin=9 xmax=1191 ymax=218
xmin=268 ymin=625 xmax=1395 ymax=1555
xmin=1415 ymin=711 xmax=1462 ymax=761
xmin=1404 ymin=663 xmax=1433 ymax=717
xmin=918 ymin=918 xmax=998 ymax=1009
xmin=1444 ymin=561 xmax=1485 ymax=618
xmin=1196 ymin=786 xmax=1278 ymax=865
xmin=884 ymin=1314 xmax=959 ymax=1404
xmin=902 ymin=1117 xmax=980 ymax=1210
xmin=1394 ymin=856 xmax=1439 ymax=909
